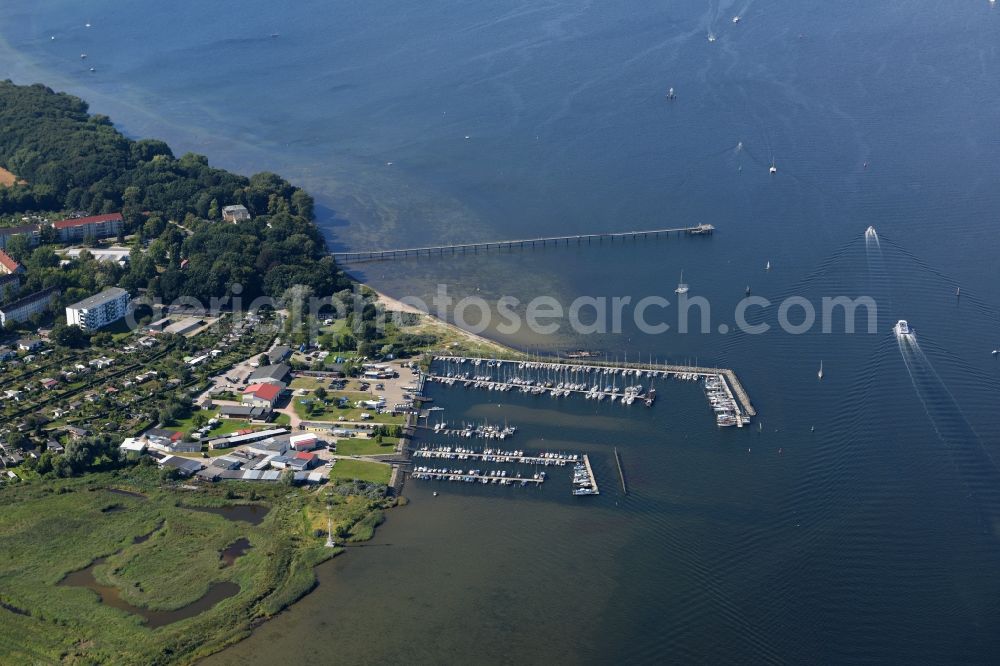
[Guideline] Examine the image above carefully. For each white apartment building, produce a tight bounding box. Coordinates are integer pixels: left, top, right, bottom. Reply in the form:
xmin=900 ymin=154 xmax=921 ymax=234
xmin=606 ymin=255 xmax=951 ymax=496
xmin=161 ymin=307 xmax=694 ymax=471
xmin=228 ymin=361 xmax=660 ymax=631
xmin=66 ymin=287 xmax=130 ymax=331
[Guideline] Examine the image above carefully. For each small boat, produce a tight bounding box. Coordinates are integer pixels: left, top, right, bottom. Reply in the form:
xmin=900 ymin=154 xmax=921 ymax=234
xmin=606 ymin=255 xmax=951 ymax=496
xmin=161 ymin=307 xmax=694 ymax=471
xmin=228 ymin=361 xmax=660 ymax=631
xmin=769 ymin=160 xmax=777 ymax=174
xmin=745 ymin=285 xmax=751 ymax=296
xmin=708 ymin=32 xmax=717 ymax=42
xmin=675 ymin=269 xmax=689 ymax=295
xmin=956 ymin=287 xmax=961 ymax=298
xmin=992 ymin=349 xmax=998 ymax=356
xmin=80 ymin=53 xmax=87 ymax=59
xmin=85 ymin=22 xmax=91 ymax=28
xmin=432 ymin=491 xmax=439 ymax=497
xmin=817 ymin=360 xmax=823 ymax=380
xmin=893 ymin=319 xmax=913 ymax=337
xmin=765 ymin=260 xmax=771 ymax=271
xmin=666 ymin=87 xmax=676 ymax=100
xmin=732 ymin=15 xmax=741 ymax=23
xmin=89 ymin=67 xmax=96 ymax=72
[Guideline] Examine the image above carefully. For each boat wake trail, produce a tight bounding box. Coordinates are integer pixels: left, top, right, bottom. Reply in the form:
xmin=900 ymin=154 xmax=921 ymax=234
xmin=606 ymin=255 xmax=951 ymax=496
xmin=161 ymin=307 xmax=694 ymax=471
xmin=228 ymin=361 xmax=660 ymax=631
xmin=896 ymin=332 xmax=1000 ymax=515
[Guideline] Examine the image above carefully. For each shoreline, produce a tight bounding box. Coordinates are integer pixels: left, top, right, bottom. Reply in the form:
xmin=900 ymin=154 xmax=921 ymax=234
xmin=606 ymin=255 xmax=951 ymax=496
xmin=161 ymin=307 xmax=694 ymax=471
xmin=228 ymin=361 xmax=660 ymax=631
xmin=367 ymin=286 xmax=525 ymax=359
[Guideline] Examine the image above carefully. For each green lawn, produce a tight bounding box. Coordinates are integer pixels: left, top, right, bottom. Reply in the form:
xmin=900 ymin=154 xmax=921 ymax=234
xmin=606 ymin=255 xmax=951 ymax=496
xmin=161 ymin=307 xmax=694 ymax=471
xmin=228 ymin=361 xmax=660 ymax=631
xmin=328 ymin=459 xmax=392 ymax=484
xmin=288 ymin=376 xmax=330 ymax=391
xmin=292 ymin=394 xmax=404 ymax=425
xmin=165 ymin=414 xmax=272 ymax=440
xmin=335 ymin=438 xmax=397 ymax=456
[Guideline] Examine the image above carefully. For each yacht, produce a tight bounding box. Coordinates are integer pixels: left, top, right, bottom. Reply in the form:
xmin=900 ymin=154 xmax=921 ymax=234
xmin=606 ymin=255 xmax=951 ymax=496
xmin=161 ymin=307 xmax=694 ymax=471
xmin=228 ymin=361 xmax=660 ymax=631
xmin=893 ymin=319 xmax=913 ymax=337
xmin=675 ymin=269 xmax=689 ymax=295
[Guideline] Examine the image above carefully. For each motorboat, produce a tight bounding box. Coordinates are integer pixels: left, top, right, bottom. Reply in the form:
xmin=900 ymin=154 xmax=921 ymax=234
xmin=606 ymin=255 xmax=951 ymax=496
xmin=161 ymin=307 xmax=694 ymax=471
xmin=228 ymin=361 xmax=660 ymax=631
xmin=893 ymin=319 xmax=913 ymax=337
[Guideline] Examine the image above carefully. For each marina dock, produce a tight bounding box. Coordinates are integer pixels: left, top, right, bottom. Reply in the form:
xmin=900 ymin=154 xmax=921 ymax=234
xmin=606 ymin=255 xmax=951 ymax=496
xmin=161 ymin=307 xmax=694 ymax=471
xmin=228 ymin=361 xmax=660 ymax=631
xmin=574 ymin=455 xmax=599 ymax=496
xmin=428 ymin=355 xmax=755 ymax=426
xmin=333 ymin=224 xmax=715 ymax=263
xmin=409 ymin=446 xmax=597 ymax=495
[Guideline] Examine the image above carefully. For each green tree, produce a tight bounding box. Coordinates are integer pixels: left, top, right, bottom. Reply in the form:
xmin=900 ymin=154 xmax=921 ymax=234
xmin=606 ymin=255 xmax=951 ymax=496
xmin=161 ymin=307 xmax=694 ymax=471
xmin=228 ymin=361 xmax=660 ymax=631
xmin=51 ymin=323 xmax=89 ymax=348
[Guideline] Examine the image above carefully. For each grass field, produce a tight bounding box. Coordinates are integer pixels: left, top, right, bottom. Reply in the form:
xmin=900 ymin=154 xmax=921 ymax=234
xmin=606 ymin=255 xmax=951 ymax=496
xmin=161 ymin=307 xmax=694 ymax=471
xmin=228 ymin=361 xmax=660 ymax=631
xmin=288 ymin=376 xmax=330 ymax=391
xmin=335 ymin=438 xmax=397 ymax=456
xmin=0 ymin=468 xmax=396 ymax=664
xmin=292 ymin=394 xmax=405 ymax=425
xmin=329 ymin=459 xmax=392 ymax=485
xmin=166 ymin=414 xmax=273 ymax=440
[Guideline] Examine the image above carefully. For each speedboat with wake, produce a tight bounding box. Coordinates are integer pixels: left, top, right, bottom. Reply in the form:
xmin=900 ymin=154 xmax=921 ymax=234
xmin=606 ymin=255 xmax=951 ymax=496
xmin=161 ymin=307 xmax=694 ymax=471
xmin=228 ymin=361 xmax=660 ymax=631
xmin=893 ymin=319 xmax=913 ymax=338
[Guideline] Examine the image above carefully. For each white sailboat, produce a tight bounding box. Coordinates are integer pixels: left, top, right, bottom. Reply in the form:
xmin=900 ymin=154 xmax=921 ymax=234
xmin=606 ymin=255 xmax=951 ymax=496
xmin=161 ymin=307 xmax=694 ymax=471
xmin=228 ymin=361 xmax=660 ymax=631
xmin=765 ymin=260 xmax=771 ymax=271
xmin=817 ymin=360 xmax=823 ymax=380
xmin=675 ymin=269 xmax=689 ymax=295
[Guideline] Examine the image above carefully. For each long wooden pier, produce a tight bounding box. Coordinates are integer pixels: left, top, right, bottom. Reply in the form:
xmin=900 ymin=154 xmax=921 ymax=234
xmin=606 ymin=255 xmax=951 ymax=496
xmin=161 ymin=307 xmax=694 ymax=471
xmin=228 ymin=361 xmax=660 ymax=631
xmin=333 ymin=224 xmax=714 ymax=263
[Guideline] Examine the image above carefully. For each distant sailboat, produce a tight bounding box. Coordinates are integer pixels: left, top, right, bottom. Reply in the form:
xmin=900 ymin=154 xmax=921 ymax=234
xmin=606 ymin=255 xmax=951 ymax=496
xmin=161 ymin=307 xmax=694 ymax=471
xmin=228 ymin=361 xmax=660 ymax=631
xmin=765 ymin=260 xmax=771 ymax=271
xmin=817 ymin=360 xmax=824 ymax=380
xmin=675 ymin=269 xmax=689 ymax=295
xmin=956 ymin=286 xmax=961 ymax=298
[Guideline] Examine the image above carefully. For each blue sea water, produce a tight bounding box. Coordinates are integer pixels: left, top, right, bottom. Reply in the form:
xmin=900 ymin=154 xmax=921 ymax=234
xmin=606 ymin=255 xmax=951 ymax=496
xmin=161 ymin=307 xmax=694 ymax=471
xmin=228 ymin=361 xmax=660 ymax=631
xmin=3 ymin=0 xmax=1000 ymax=662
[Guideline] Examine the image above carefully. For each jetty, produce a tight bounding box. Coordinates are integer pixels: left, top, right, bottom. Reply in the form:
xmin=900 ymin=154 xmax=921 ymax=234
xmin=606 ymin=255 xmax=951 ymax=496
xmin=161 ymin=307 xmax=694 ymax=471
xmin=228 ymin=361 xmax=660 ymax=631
xmin=573 ymin=455 xmax=599 ymax=496
xmin=614 ymin=447 xmax=627 ymax=495
xmin=410 ymin=468 xmax=545 ymax=485
xmin=333 ymin=224 xmax=715 ymax=264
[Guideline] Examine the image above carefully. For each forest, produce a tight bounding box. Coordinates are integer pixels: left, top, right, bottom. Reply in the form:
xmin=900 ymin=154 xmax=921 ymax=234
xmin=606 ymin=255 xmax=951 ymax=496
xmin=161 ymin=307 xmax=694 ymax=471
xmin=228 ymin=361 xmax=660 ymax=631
xmin=0 ymin=81 xmax=350 ymax=303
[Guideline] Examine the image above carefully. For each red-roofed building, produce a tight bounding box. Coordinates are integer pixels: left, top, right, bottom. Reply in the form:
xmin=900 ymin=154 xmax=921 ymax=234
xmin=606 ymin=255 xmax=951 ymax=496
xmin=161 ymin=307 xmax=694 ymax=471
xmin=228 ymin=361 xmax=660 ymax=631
xmin=53 ymin=213 xmax=123 ymax=242
xmin=242 ymin=382 xmax=282 ymax=409
xmin=0 ymin=249 xmax=23 ymax=275
xmin=294 ymin=451 xmax=320 ymax=469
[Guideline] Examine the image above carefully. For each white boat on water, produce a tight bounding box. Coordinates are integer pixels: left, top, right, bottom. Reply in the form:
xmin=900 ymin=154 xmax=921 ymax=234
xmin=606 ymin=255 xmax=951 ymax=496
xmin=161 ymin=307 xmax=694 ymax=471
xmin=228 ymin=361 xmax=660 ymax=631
xmin=817 ymin=360 xmax=823 ymax=380
xmin=675 ymin=269 xmax=689 ymax=295
xmin=893 ymin=319 xmax=913 ymax=337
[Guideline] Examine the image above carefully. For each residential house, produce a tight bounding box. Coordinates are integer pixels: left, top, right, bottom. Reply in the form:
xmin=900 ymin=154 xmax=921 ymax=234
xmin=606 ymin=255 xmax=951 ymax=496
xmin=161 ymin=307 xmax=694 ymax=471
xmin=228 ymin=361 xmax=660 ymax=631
xmin=0 ymin=249 xmax=24 ymax=275
xmin=221 ymin=204 xmax=251 ymax=222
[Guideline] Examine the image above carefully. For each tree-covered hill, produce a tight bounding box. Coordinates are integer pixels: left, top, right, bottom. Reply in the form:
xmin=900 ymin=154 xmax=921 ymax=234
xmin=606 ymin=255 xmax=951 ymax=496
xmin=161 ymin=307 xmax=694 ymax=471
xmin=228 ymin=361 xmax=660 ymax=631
xmin=0 ymin=80 xmax=349 ymax=302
